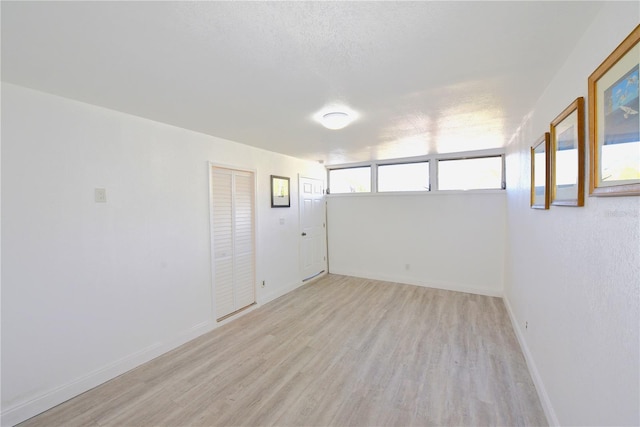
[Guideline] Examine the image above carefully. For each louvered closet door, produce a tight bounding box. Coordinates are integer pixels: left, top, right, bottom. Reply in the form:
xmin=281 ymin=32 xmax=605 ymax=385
xmin=211 ymin=168 xmax=235 ymax=318
xmin=211 ymin=167 xmax=255 ymax=320
xmin=233 ymin=172 xmax=255 ymax=309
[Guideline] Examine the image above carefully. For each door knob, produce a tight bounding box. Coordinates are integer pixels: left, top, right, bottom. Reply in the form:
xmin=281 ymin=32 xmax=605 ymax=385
xmin=301 ymin=232 xmax=307 ymax=236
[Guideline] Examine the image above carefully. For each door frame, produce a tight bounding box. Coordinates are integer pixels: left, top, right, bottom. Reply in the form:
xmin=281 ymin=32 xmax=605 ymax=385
xmin=298 ymin=175 xmax=328 ymax=283
xmin=208 ymin=162 xmax=258 ymax=322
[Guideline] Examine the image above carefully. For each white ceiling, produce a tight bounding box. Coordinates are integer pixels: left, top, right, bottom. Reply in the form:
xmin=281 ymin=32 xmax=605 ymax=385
xmin=2 ymin=1 xmax=603 ymax=165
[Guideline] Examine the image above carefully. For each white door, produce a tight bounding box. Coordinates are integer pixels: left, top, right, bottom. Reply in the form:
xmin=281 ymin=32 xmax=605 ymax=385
xmin=210 ymin=166 xmax=256 ymax=321
xmin=299 ymin=176 xmax=326 ymax=281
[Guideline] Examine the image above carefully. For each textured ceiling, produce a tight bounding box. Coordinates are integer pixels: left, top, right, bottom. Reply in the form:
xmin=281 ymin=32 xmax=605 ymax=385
xmin=1 ymin=1 xmax=603 ymax=165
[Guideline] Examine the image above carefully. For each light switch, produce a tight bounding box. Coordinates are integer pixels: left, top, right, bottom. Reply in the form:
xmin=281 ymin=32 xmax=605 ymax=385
xmin=95 ymin=188 xmax=107 ymax=203
xmin=279 ymin=217 xmax=285 ymax=225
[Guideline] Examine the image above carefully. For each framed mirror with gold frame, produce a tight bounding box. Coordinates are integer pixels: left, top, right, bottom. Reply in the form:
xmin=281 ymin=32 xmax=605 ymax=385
xmin=551 ymin=97 xmax=585 ymax=207
xmin=531 ymin=133 xmax=551 ymax=209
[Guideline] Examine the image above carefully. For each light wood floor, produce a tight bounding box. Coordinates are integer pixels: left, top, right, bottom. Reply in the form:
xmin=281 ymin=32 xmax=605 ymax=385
xmin=19 ymin=275 xmax=547 ymax=427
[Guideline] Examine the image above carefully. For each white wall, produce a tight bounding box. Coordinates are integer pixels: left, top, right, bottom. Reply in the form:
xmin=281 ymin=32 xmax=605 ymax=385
xmin=504 ymin=4 xmax=639 ymax=426
xmin=0 ymin=83 xmax=325 ymax=426
xmin=327 ymin=192 xmax=506 ymax=297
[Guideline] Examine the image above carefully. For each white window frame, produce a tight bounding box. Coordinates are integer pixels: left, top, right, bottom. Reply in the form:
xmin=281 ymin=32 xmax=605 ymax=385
xmin=436 ymin=154 xmax=506 ymax=191
xmin=327 ymin=164 xmax=373 ymax=194
xmin=327 ymin=149 xmax=505 ymax=195
xmin=376 ymin=160 xmax=431 ymax=193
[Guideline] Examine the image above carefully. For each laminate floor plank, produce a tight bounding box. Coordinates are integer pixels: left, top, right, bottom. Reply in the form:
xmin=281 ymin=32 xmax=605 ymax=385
xmin=18 ymin=274 xmax=547 ymax=427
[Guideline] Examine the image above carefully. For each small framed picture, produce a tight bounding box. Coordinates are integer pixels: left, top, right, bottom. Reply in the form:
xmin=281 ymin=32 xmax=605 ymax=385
xmin=551 ymin=97 xmax=585 ymax=207
xmin=270 ymin=175 xmax=290 ymax=208
xmin=531 ymin=133 xmax=551 ymax=209
xmin=588 ymin=25 xmax=640 ymax=196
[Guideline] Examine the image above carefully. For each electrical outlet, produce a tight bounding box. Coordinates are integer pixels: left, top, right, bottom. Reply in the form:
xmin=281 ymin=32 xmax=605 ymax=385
xmin=405 ymin=264 xmax=410 ymax=271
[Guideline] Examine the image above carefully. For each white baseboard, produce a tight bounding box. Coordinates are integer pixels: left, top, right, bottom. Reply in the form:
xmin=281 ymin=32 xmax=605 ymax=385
xmin=3 ymin=272 xmax=337 ymax=427
xmin=503 ymin=296 xmax=558 ymax=427
xmin=1 ymin=320 xmax=216 ymax=427
xmin=3 ymin=275 xmax=327 ymax=427
xmin=328 ymin=269 xmax=503 ymax=298
xmin=0 ymin=274 xmax=511 ymax=427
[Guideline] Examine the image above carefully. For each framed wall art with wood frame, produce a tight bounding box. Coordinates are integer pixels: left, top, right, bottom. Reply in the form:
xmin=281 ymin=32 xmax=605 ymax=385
xmin=531 ymin=133 xmax=551 ymax=209
xmin=588 ymin=25 xmax=640 ymax=196
xmin=550 ymin=97 xmax=585 ymax=207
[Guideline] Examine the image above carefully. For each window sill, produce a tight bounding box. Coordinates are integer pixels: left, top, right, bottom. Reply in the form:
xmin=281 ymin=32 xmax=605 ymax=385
xmin=327 ymin=189 xmax=506 ymax=198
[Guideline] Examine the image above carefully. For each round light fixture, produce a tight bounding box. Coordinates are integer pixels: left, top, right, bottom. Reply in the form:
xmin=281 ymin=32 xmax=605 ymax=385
xmin=321 ymin=112 xmax=351 ymax=130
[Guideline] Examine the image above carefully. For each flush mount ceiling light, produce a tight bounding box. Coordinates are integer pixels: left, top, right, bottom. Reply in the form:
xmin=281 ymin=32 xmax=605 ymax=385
xmin=313 ymin=105 xmax=359 ymax=130
xmin=321 ymin=111 xmax=351 ymax=130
